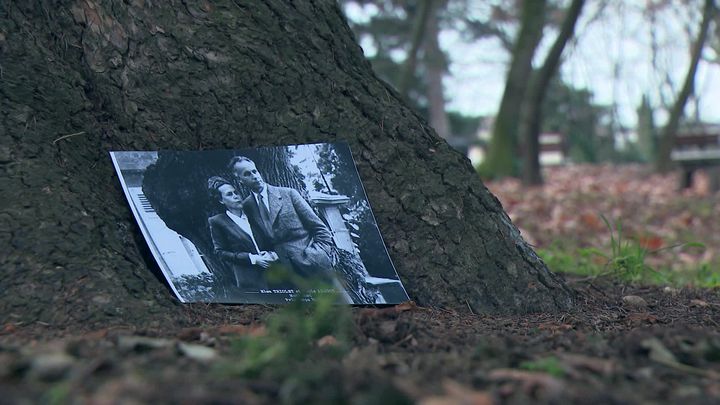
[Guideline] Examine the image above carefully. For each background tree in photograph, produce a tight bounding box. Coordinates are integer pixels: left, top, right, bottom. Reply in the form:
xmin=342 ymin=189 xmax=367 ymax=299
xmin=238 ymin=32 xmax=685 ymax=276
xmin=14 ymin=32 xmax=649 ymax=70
xmin=314 ymin=144 xmax=396 ymax=280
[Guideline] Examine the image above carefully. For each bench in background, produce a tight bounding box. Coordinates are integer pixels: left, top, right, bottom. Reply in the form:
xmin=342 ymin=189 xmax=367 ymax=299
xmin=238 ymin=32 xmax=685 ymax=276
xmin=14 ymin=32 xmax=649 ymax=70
xmin=670 ymin=131 xmax=720 ymax=191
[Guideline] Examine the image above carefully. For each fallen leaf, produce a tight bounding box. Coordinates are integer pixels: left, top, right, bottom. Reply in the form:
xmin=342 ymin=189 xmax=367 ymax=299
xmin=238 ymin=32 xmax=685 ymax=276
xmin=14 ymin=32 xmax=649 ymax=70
xmin=627 ymin=313 xmax=658 ymax=324
xmin=215 ymin=324 xmax=266 ymax=337
xmin=537 ymin=323 xmax=573 ymax=333
xmin=641 ymin=338 xmax=720 ymax=379
xmin=317 ymin=335 xmax=338 ymax=347
xmin=557 ymin=353 xmax=615 ymax=377
xmin=177 ymin=327 xmax=203 ymax=341
xmin=379 ymin=321 xmax=397 ymax=338
xmin=579 ymin=212 xmax=605 ymax=231
xmin=622 ymin=295 xmax=648 ymax=308
xmin=396 ymin=301 xmax=418 ymax=312
xmin=357 ymin=301 xmax=421 ymax=319
xmin=488 ymin=369 xmax=565 ymax=398
xmin=28 ymin=352 xmax=75 ymax=381
xmin=1 ymin=323 xmax=16 ymax=335
xmin=641 ymin=337 xmax=678 ymax=365
xmin=690 ymin=299 xmax=709 ymax=308
xmin=177 ymin=342 xmax=217 ymax=362
xmin=117 ymin=336 xmax=173 ymax=352
xmin=638 ymin=235 xmax=664 ymax=250
xmin=663 ymin=287 xmax=680 ymax=296
xmin=419 ymin=379 xmax=493 ymax=405
xmin=82 ymin=328 xmax=110 ymax=340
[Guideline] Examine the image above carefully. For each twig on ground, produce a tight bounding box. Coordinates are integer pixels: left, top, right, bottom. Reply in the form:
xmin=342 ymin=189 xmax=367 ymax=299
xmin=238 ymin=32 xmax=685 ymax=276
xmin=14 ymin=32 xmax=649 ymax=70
xmin=52 ymin=131 xmax=86 ymax=144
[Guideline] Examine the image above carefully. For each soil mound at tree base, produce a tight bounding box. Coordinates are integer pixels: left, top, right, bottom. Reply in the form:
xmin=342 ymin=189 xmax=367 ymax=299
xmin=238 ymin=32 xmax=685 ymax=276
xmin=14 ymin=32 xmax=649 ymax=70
xmin=1 ymin=277 xmax=718 ymax=404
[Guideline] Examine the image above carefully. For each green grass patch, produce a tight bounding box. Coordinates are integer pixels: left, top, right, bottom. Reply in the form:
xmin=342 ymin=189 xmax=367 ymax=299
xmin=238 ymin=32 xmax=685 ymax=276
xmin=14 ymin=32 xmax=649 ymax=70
xmin=43 ymin=381 xmax=71 ymax=405
xmin=519 ymin=357 xmax=566 ymax=377
xmin=538 ymin=216 xmax=719 ymax=287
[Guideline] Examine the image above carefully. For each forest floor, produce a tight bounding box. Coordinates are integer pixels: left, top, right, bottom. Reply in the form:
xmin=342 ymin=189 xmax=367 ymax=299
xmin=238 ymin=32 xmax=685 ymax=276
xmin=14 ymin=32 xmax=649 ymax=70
xmin=1 ymin=164 xmax=719 ymax=404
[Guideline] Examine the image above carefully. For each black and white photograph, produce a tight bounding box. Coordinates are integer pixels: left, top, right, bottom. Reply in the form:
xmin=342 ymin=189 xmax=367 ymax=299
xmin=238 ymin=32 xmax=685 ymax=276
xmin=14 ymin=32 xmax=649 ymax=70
xmin=110 ymin=143 xmax=409 ymax=304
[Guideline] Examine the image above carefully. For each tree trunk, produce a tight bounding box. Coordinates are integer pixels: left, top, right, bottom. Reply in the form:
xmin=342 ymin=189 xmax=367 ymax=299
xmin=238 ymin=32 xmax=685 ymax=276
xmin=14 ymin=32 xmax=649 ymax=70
xmin=423 ymin=0 xmax=451 ymax=140
xmin=0 ymin=0 xmax=573 ymax=328
xmin=637 ymin=94 xmax=657 ymax=162
xmin=655 ymin=0 xmax=715 ymax=172
xmin=520 ymin=0 xmax=586 ymax=186
xmin=482 ymin=0 xmax=547 ymax=178
xmin=397 ymin=0 xmax=433 ymax=97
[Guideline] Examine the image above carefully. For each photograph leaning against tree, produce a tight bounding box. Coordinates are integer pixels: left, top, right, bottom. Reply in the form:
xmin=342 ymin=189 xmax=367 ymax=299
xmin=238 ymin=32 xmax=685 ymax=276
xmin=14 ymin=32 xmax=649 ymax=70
xmin=110 ymin=143 xmax=409 ymax=305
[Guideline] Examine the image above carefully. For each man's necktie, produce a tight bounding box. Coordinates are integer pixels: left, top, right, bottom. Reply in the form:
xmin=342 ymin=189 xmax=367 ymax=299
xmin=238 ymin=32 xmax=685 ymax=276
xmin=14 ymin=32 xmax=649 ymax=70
xmin=258 ymin=194 xmax=272 ymax=233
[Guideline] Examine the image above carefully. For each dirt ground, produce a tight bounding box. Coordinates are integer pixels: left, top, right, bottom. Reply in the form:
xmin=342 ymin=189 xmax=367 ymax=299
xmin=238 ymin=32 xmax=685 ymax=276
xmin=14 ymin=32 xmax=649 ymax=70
xmin=1 ymin=276 xmax=719 ymax=404
xmin=2 ymin=165 xmax=719 ymax=404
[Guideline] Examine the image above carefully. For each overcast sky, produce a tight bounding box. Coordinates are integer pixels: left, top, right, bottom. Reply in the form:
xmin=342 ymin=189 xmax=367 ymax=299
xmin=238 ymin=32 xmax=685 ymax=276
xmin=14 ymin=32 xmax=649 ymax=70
xmin=346 ymin=1 xmax=720 ymax=128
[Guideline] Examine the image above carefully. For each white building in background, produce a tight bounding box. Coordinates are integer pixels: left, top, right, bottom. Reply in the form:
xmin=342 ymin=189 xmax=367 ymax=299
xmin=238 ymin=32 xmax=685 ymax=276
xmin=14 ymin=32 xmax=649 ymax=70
xmin=308 ymin=191 xmax=354 ymax=253
xmin=128 ymin=187 xmax=210 ymax=278
xmin=308 ymin=190 xmax=404 ymax=304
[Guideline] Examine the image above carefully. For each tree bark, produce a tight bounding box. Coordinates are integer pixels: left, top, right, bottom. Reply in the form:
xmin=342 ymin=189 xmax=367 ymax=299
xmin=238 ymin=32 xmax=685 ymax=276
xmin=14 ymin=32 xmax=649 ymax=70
xmin=0 ymin=0 xmax=573 ymax=328
xmin=482 ymin=0 xmax=547 ymax=178
xmin=655 ymin=0 xmax=715 ymax=172
xmin=520 ymin=0 xmax=586 ymax=186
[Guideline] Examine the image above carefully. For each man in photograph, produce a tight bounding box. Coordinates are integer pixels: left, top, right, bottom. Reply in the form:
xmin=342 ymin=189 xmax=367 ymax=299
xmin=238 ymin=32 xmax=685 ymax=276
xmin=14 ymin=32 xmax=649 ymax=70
xmin=228 ymin=156 xmax=335 ymax=282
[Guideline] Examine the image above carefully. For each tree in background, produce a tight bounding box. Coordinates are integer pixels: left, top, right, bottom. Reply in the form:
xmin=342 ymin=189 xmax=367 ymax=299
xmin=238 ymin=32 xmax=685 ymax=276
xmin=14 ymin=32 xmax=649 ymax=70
xmin=655 ymin=0 xmax=716 ymax=172
xmin=481 ymin=0 xmax=547 ymax=178
xmin=342 ymin=0 xmax=512 ymax=139
xmin=708 ymin=4 xmax=720 ymax=62
xmin=482 ymin=0 xmax=586 ymax=181
xmin=520 ymin=0 xmax=586 ymax=185
xmin=422 ymin=0 xmax=451 ymax=140
xmin=637 ymin=94 xmax=658 ymax=162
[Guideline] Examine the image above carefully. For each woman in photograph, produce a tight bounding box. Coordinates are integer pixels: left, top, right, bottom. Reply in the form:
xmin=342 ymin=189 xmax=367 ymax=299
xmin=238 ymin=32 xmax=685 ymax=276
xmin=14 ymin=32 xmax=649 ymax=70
xmin=207 ymin=176 xmax=278 ymax=292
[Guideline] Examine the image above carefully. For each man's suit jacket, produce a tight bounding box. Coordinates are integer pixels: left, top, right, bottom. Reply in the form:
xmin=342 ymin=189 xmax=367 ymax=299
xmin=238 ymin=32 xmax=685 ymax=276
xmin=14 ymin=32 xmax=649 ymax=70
xmin=243 ymin=185 xmax=333 ymax=278
xmin=208 ymin=212 xmax=269 ymax=291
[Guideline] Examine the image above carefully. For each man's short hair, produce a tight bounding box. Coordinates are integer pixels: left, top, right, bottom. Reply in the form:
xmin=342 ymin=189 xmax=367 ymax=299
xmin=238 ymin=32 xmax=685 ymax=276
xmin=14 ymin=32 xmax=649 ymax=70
xmin=207 ymin=175 xmax=233 ymax=201
xmin=227 ymin=156 xmax=254 ymax=173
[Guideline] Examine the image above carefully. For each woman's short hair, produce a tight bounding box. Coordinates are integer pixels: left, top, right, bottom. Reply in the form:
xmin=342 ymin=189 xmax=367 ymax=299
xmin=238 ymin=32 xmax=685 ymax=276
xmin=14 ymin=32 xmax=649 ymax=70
xmin=207 ymin=176 xmax=233 ymax=201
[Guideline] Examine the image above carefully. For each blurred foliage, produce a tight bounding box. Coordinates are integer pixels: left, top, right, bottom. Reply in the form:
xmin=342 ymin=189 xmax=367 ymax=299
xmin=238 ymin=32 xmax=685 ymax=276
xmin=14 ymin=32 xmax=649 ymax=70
xmin=542 ymin=77 xmax=614 ymax=163
xmin=214 ymin=283 xmax=355 ymax=404
xmin=519 ymin=356 xmax=566 ymax=377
